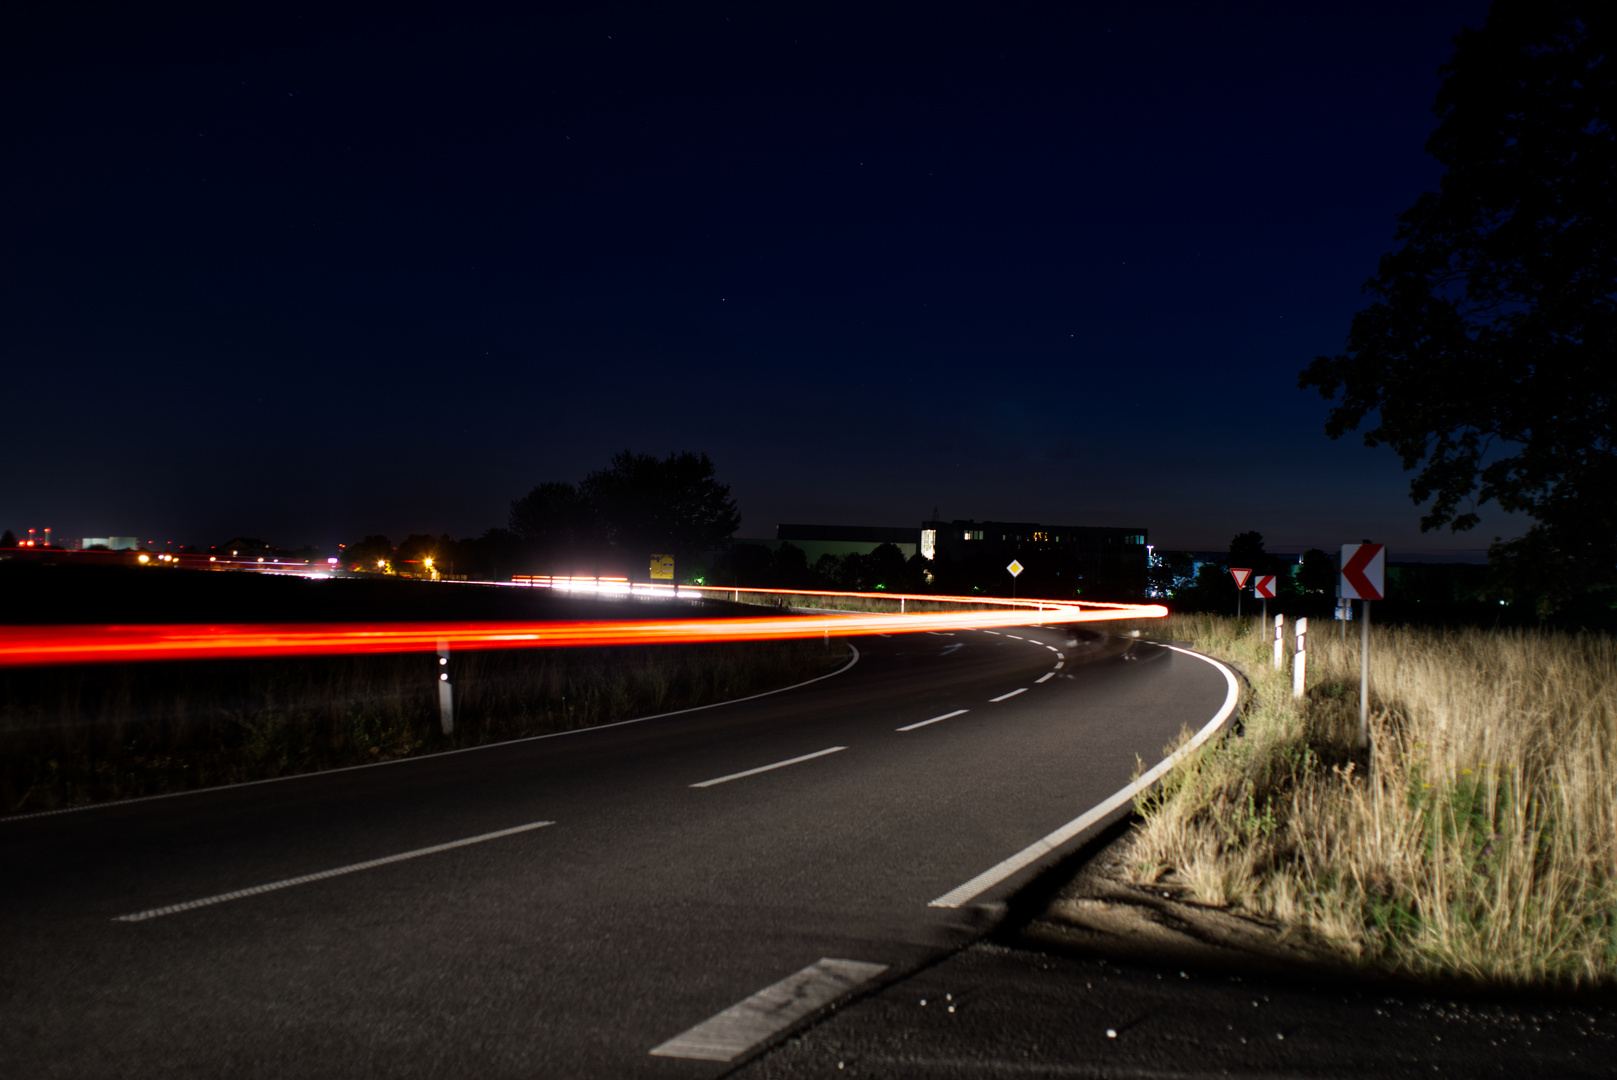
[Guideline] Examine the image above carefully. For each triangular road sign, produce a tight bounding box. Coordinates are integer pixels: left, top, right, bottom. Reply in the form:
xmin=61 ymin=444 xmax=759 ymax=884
xmin=1230 ymin=567 xmax=1252 ymax=589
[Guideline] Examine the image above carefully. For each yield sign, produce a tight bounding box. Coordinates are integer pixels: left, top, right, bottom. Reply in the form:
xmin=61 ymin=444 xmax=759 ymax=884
xmin=1253 ymin=574 xmax=1276 ymax=599
xmin=1340 ymin=543 xmax=1385 ymax=601
xmin=1229 ymin=567 xmax=1252 ymax=589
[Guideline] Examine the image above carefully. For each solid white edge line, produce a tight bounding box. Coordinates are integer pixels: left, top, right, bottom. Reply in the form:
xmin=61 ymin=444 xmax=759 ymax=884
xmin=5 ymin=644 xmax=863 ymax=824
xmin=897 ymin=709 xmax=968 ymax=732
xmin=929 ymin=645 xmax=1240 ymax=909
xmin=1035 ymin=672 xmax=1054 ymax=684
xmin=989 ymin=688 xmax=1026 ymax=702
xmin=690 ymin=746 xmax=847 ymax=789
xmin=113 ymin=820 xmax=555 ymax=922
xmin=649 ymin=958 xmax=889 ymax=1061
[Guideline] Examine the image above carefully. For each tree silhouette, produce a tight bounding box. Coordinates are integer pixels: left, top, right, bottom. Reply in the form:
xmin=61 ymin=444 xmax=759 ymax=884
xmin=509 ymin=481 xmax=596 ymax=570
xmin=1300 ymin=1 xmax=1615 ymax=605
xmin=579 ymin=450 xmax=740 ymax=571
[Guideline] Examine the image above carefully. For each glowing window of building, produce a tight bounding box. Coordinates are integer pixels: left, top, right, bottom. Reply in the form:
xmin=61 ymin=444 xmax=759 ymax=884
xmin=921 ymin=529 xmax=937 ymax=560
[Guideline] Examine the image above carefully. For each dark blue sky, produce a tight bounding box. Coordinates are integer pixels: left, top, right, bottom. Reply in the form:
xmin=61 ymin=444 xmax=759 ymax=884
xmin=5 ymin=1 xmax=1510 ymax=558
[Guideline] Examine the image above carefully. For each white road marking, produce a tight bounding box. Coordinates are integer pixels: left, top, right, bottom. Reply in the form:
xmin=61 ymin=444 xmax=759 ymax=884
xmin=113 ymin=820 xmax=555 ymax=923
xmin=1006 ymin=635 xmax=1023 ymax=640
xmin=8 ymin=645 xmax=862 ymax=824
xmin=1054 ymin=661 xmax=1064 ymax=669
xmin=650 ymin=958 xmax=888 ymax=1061
xmin=1046 ymin=645 xmax=1059 ymax=652
xmin=897 ymin=709 xmax=968 ymax=732
xmin=940 ymin=643 xmax=964 ymax=656
xmin=1056 ymin=652 xmax=1065 ymax=659
xmin=983 ymin=630 xmax=1001 ymax=635
xmin=989 ymin=688 xmax=1026 ymax=702
xmin=690 ymin=747 xmax=846 ymax=788
xmin=929 ymin=646 xmax=1241 ymax=909
xmin=1035 ymin=673 xmax=1054 ymax=683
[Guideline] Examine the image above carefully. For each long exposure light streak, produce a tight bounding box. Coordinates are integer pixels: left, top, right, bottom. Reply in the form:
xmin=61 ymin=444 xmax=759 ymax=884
xmin=0 ymin=591 xmax=1165 ymax=668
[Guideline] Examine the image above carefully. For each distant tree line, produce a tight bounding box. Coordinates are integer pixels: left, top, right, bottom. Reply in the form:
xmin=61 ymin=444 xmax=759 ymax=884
xmin=330 ymin=450 xmax=741 ymax=582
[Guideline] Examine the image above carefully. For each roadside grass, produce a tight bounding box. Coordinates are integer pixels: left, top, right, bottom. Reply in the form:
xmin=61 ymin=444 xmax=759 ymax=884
xmin=1113 ymin=613 xmax=1617 ymax=988
xmin=0 ymin=638 xmax=850 ymax=817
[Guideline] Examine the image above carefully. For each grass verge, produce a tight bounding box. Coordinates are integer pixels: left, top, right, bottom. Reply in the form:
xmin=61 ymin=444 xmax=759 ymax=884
xmin=1111 ymin=613 xmax=1617 ymax=988
xmin=0 ymin=637 xmax=851 ymax=817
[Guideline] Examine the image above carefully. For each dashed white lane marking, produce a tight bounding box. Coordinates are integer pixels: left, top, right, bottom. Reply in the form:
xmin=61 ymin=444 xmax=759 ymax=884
xmin=989 ymin=688 xmax=1026 ymax=703
xmin=650 ymin=958 xmax=888 ymax=1061
xmin=1006 ymin=634 xmax=1023 ymax=640
xmin=897 ymin=709 xmax=968 ymax=732
xmin=1035 ymin=673 xmax=1054 ymax=684
xmin=1046 ymin=645 xmax=1059 ymax=652
xmin=113 ymin=820 xmax=555 ymax=923
xmin=930 ymin=646 xmax=1241 ymax=909
xmin=690 ymin=746 xmax=846 ymax=788
xmin=983 ymin=630 xmax=1000 ymax=635
xmin=1054 ymin=661 xmax=1064 ymax=669
xmin=1056 ymin=652 xmax=1065 ymax=659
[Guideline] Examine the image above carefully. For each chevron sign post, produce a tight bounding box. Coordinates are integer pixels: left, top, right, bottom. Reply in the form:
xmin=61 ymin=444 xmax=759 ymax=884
xmin=1339 ymin=544 xmax=1384 ymax=601
xmin=1340 ymin=543 xmax=1385 ymax=748
xmin=1253 ymin=573 xmax=1277 ymax=626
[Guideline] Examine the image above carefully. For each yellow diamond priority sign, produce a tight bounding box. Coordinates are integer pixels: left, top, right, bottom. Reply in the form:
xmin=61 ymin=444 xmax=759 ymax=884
xmin=1006 ymin=560 xmax=1024 ymax=577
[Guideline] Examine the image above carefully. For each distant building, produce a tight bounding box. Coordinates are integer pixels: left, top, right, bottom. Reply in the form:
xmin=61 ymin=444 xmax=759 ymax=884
xmin=81 ymin=537 xmax=141 ymax=551
xmin=772 ymin=523 xmax=919 ymax=561
xmin=920 ymin=519 xmax=1146 ymax=563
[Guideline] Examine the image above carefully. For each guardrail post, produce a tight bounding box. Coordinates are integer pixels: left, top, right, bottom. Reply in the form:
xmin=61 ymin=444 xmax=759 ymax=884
xmin=437 ymin=639 xmax=454 ymax=735
xmin=1292 ymin=617 xmax=1307 ymax=699
xmin=1273 ymin=612 xmax=1284 ymax=670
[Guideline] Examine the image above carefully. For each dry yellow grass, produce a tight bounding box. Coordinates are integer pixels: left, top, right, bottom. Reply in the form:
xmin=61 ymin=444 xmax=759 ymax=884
xmin=1116 ymin=612 xmax=1617 ymax=987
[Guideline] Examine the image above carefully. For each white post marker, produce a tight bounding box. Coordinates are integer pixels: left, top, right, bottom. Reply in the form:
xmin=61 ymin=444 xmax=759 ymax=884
xmin=437 ymin=639 xmax=454 ymax=736
xmin=1273 ymin=612 xmax=1284 ymax=671
xmin=1292 ymin=617 xmax=1307 ymax=699
xmin=1339 ymin=543 xmax=1385 ymax=748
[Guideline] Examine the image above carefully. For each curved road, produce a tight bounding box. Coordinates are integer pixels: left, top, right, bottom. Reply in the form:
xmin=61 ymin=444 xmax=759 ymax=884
xmin=0 ymin=625 xmax=1233 ymax=1078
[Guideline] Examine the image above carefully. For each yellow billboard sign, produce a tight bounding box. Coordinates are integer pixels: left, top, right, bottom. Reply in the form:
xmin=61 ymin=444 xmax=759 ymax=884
xmin=650 ymin=554 xmax=675 ymax=581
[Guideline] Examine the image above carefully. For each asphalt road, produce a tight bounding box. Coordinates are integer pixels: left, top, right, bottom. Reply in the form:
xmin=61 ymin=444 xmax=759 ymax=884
xmin=740 ymin=937 xmax=1617 ymax=1079
xmin=0 ymin=626 xmax=1234 ymax=1078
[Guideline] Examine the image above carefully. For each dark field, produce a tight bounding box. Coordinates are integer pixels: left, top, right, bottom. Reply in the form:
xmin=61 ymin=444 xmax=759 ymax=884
xmin=0 ymin=564 xmax=848 ymax=816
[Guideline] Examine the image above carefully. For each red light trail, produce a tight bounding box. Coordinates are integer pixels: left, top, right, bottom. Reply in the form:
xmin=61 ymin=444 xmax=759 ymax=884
xmin=0 ymin=591 xmax=1166 ymax=668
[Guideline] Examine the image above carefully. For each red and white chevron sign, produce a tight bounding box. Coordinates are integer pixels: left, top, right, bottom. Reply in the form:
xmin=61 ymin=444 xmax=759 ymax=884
xmin=1253 ymin=574 xmax=1276 ymax=599
xmin=1339 ymin=543 xmax=1385 ymax=601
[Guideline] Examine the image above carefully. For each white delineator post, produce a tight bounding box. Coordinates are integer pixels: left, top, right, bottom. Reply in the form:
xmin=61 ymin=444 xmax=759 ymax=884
xmin=1273 ymin=613 xmax=1285 ymax=670
xmin=1292 ymin=617 xmax=1307 ymax=699
xmin=437 ymin=639 xmax=454 ymax=736
xmin=1360 ymin=600 xmax=1371 ymax=748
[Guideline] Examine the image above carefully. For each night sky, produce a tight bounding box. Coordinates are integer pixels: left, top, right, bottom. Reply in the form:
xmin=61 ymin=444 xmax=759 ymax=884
xmin=6 ymin=1 xmax=1509 ymax=559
